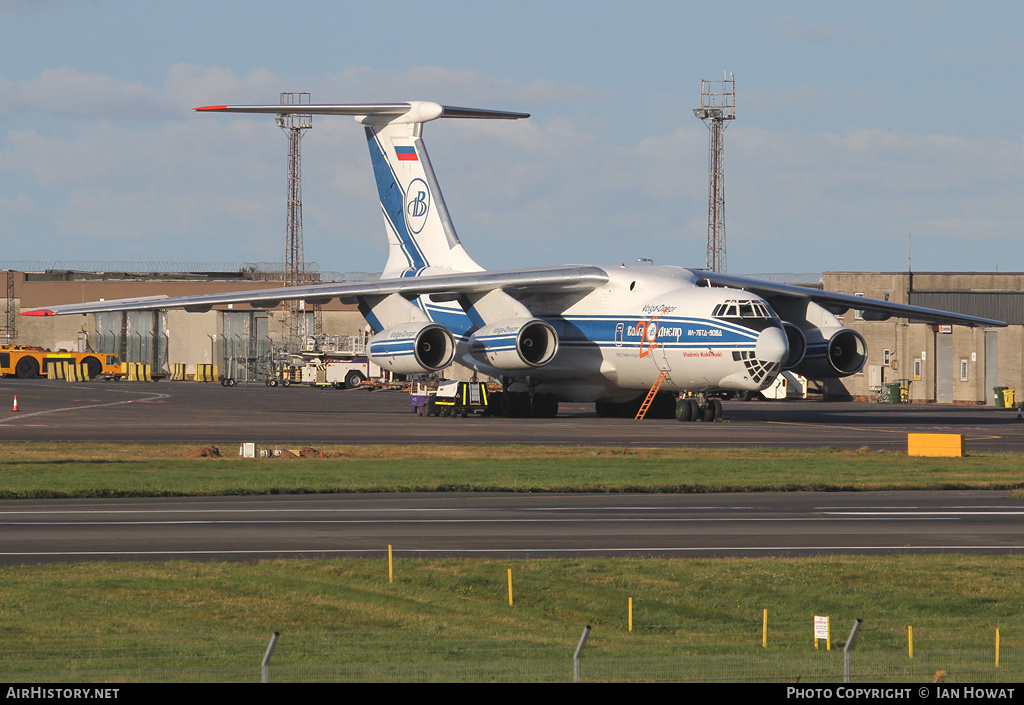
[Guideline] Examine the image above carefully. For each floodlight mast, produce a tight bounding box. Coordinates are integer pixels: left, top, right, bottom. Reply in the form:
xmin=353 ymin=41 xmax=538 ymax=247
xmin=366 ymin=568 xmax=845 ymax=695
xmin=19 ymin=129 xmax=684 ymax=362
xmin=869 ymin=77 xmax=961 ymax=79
xmin=694 ymin=75 xmax=735 ymax=274
xmin=278 ymin=92 xmax=315 ymax=345
xmin=2 ymin=270 xmax=15 ymax=344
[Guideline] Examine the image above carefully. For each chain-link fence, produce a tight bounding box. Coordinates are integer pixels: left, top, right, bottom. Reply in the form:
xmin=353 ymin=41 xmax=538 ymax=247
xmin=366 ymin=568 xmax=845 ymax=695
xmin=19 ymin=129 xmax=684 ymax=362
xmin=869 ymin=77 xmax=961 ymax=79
xmin=2 ymin=626 xmax=1020 ymax=683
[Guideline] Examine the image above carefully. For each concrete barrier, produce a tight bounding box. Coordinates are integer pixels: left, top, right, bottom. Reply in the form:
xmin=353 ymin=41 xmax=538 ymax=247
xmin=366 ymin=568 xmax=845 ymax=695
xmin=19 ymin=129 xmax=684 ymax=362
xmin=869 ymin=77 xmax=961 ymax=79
xmin=193 ymin=364 xmax=218 ymax=382
xmin=57 ymin=362 xmax=89 ymax=382
xmin=124 ymin=362 xmax=152 ymax=382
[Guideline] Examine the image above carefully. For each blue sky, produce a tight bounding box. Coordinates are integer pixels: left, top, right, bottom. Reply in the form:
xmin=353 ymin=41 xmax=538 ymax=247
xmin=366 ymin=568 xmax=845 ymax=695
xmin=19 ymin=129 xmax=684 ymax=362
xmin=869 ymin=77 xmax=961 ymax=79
xmin=1 ymin=0 xmax=1022 ymax=276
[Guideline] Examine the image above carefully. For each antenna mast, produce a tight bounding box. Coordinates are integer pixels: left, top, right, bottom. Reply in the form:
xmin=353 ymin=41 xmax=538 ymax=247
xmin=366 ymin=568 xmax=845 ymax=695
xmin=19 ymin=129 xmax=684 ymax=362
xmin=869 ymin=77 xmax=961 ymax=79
xmin=277 ymin=93 xmax=314 ymax=345
xmin=694 ymin=75 xmax=735 ymax=273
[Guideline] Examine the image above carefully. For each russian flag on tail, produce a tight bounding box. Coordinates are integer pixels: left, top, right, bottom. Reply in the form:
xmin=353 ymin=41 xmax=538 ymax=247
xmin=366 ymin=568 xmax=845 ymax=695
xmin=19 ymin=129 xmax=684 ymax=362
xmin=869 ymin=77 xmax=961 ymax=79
xmin=395 ymin=146 xmax=418 ymax=161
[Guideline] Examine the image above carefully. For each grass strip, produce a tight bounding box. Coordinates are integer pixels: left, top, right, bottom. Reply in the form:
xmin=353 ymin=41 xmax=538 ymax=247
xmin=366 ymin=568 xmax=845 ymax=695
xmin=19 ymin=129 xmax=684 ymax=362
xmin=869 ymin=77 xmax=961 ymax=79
xmin=1 ymin=555 xmax=1022 ymax=681
xmin=0 ymin=443 xmax=1022 ymax=498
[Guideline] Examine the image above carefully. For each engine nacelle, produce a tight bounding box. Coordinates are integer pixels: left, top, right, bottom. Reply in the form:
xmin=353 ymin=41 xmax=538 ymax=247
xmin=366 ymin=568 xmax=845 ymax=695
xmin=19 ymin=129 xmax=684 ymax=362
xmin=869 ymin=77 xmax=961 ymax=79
xmin=788 ymin=326 xmax=867 ymax=379
xmin=780 ymin=322 xmax=807 ymax=370
xmin=368 ymin=322 xmax=455 ymax=375
xmin=468 ymin=318 xmax=558 ymax=370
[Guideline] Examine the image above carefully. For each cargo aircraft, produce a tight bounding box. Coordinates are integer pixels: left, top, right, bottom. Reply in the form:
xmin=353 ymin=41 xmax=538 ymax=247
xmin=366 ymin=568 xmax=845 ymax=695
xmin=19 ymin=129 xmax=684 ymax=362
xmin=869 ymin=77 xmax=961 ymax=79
xmin=24 ymin=101 xmax=1005 ymax=419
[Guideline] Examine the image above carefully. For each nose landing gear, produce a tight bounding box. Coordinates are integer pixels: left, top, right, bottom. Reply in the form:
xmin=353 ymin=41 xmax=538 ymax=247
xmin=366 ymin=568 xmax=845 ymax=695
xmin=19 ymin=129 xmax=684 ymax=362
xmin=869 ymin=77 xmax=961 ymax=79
xmin=675 ymin=394 xmax=722 ymax=422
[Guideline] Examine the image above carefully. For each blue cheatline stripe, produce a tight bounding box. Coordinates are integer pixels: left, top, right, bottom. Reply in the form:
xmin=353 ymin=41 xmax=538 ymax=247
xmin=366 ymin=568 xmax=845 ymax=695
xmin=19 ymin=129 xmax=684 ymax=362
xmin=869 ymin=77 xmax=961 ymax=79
xmin=567 ymin=315 xmax=760 ymax=341
xmin=368 ymin=300 xmax=765 ymax=358
xmin=418 ymin=305 xmax=764 ymax=346
xmin=365 ymin=128 xmax=427 ymax=276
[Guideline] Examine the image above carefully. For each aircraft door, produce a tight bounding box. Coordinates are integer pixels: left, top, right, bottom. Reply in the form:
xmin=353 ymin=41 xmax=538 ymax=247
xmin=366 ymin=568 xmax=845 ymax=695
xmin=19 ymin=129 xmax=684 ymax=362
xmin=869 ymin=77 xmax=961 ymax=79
xmin=654 ymin=341 xmax=671 ymax=372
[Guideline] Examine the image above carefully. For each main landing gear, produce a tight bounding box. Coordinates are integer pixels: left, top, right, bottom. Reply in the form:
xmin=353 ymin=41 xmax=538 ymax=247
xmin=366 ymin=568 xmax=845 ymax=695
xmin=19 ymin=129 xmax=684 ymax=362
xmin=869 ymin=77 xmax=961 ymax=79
xmin=495 ymin=390 xmax=559 ymax=418
xmin=594 ymin=392 xmax=722 ymax=421
xmin=675 ymin=394 xmax=722 ymax=423
xmin=495 ymin=376 xmax=559 ymax=418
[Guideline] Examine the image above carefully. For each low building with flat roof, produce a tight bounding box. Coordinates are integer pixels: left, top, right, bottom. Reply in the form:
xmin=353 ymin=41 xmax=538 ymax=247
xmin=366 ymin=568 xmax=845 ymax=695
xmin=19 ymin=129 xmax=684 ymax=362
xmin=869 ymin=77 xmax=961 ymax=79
xmin=822 ymin=272 xmax=1023 ymax=405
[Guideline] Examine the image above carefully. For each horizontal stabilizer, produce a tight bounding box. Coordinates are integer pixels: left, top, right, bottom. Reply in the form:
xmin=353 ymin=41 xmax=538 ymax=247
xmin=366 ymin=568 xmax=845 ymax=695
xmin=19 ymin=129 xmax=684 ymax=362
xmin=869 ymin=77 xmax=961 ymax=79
xmin=196 ymin=102 xmax=529 ymax=124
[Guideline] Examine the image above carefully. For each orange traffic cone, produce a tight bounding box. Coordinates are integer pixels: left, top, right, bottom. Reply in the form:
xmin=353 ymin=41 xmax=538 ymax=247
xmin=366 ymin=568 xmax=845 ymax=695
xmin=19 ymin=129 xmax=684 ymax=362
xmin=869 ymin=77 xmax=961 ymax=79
xmin=12 ymin=396 xmax=19 ymax=412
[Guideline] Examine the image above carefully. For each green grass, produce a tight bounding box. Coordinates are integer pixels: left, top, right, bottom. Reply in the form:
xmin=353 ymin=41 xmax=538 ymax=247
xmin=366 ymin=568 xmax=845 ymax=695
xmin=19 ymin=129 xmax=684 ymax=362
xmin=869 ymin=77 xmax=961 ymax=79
xmin=3 ymin=443 xmax=1023 ymax=681
xmin=2 ymin=556 xmax=1022 ymax=682
xmin=0 ymin=443 xmax=1023 ymax=498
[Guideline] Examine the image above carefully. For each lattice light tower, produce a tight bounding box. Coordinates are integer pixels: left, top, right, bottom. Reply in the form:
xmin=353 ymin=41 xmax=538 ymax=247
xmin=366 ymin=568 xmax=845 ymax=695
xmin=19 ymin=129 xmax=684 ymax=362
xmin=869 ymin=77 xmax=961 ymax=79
xmin=3 ymin=270 xmax=15 ymax=344
xmin=276 ymin=93 xmax=314 ymax=345
xmin=693 ymin=75 xmax=735 ymax=273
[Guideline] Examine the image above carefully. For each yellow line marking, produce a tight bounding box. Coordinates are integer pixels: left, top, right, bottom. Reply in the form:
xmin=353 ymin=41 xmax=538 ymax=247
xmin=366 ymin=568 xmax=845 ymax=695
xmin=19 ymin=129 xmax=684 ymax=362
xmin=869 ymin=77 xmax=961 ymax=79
xmin=764 ymin=420 xmax=1001 ymax=441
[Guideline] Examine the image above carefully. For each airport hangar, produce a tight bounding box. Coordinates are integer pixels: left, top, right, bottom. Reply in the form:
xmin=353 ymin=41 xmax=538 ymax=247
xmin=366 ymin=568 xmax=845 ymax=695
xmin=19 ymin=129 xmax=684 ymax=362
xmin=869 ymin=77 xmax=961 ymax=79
xmin=6 ymin=267 xmax=1023 ymax=405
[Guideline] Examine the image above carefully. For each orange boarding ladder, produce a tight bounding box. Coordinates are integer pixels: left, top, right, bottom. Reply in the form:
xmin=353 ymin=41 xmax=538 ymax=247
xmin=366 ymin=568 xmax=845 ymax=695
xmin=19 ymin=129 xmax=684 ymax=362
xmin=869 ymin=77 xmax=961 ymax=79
xmin=635 ymin=370 xmax=669 ymax=421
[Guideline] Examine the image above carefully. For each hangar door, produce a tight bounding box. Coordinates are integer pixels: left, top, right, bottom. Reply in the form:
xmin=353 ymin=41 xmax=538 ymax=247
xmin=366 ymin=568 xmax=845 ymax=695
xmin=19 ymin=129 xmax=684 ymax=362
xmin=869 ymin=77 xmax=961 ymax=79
xmin=936 ymin=331 xmax=953 ymax=404
xmin=95 ymin=310 xmax=167 ymax=370
xmin=222 ymin=311 xmax=271 ymax=382
xmin=985 ymin=329 xmax=999 ymax=406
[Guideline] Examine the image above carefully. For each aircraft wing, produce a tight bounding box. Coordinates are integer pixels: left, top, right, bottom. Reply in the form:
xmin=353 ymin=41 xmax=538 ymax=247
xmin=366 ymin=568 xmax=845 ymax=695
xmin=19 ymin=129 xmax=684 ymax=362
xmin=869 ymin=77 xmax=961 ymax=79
xmin=695 ymin=271 xmax=1007 ymax=327
xmin=20 ymin=266 xmax=609 ymax=317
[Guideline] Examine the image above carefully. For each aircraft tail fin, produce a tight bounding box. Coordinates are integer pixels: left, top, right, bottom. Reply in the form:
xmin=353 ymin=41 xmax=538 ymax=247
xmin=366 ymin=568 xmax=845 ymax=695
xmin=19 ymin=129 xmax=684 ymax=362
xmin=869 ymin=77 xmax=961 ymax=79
xmin=197 ymin=101 xmax=529 ymax=279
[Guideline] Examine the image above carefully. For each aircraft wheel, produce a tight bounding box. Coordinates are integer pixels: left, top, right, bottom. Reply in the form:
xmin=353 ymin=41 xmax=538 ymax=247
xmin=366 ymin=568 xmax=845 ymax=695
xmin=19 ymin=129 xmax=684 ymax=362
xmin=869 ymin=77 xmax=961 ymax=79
xmin=675 ymin=398 xmax=696 ymax=422
xmin=700 ymin=403 xmax=716 ymax=422
xmin=711 ymin=398 xmax=723 ymax=421
xmin=534 ymin=393 xmax=559 ymax=418
xmin=651 ymin=392 xmax=676 ymax=419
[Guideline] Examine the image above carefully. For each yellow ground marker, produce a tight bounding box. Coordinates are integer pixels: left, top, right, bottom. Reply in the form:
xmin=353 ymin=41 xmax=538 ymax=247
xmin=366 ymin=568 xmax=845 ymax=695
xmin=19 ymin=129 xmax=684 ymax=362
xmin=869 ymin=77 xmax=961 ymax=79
xmin=907 ymin=433 xmax=964 ymax=457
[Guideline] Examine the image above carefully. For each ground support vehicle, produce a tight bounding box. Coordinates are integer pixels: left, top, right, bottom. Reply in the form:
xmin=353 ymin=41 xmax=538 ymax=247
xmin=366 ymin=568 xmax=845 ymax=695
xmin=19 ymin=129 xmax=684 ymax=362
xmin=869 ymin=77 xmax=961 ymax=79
xmin=410 ymin=382 xmax=431 ymax=414
xmin=414 ymin=381 xmax=494 ymax=417
xmin=254 ymin=362 xmax=299 ymax=388
xmin=303 ymin=358 xmax=380 ymax=390
xmin=0 ymin=345 xmax=120 ymax=379
xmin=759 ymin=371 xmax=809 ymax=400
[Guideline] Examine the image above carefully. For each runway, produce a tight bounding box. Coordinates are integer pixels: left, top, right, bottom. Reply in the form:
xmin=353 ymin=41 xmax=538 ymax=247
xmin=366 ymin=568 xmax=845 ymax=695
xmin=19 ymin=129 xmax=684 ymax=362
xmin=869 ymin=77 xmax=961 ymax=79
xmin=0 ymin=378 xmax=1021 ymax=451
xmin=1 ymin=379 xmax=1022 ymax=564
xmin=1 ymin=490 xmax=1021 ymax=565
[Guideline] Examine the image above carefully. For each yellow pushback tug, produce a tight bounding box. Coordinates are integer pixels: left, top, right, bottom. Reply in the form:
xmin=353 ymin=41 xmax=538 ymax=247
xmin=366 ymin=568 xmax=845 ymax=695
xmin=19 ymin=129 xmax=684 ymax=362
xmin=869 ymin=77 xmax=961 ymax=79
xmin=0 ymin=345 xmax=121 ymax=379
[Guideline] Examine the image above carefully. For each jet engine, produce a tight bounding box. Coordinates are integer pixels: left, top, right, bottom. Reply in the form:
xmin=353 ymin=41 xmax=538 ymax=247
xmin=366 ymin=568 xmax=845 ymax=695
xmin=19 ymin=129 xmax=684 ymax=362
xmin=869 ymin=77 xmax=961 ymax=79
xmin=368 ymin=322 xmax=456 ymax=374
xmin=788 ymin=326 xmax=867 ymax=378
xmin=468 ymin=318 xmax=558 ymax=370
xmin=775 ymin=300 xmax=867 ymax=379
xmin=780 ymin=322 xmax=807 ymax=370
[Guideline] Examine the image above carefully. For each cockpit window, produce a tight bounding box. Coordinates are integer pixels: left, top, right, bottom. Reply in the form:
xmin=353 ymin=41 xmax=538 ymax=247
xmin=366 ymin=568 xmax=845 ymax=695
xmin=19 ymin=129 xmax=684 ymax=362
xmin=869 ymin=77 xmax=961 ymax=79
xmin=713 ymin=299 xmax=775 ymax=319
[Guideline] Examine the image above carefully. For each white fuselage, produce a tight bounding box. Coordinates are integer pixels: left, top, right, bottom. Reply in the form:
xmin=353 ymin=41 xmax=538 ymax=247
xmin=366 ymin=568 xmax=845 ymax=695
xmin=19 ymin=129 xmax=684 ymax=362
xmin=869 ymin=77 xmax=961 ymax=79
xmin=418 ymin=265 xmax=789 ymax=403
